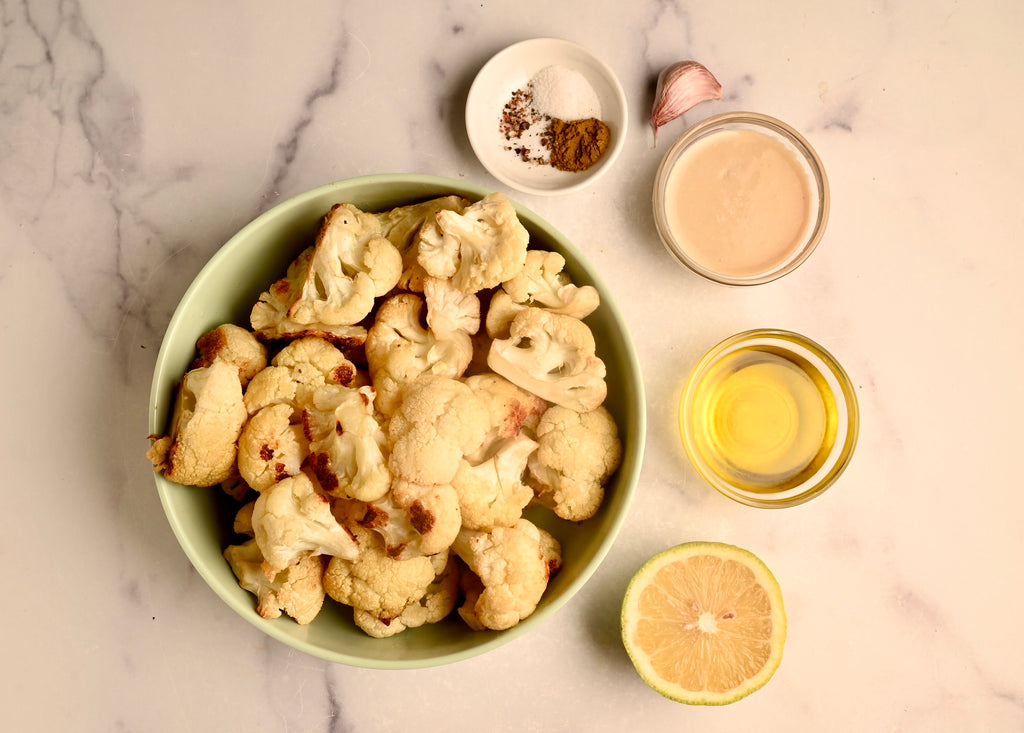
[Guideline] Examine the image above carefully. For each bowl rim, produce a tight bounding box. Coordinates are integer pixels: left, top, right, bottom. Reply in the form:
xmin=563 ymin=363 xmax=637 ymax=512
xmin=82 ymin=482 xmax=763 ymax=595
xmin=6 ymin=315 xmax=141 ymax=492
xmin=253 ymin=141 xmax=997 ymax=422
xmin=148 ymin=173 xmax=646 ymax=667
xmin=465 ymin=37 xmax=628 ymax=196
xmin=679 ymin=328 xmax=858 ymax=508
xmin=652 ymin=111 xmax=831 ymax=286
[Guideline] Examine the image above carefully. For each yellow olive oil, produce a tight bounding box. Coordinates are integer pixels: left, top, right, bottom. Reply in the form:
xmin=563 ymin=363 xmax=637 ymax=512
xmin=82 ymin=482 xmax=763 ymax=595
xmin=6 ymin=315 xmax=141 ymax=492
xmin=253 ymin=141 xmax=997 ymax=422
xmin=686 ymin=346 xmax=839 ymax=492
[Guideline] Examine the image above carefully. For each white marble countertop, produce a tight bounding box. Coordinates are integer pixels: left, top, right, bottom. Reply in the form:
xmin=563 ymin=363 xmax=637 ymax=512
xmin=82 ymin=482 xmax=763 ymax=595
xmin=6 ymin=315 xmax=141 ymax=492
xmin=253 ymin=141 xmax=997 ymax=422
xmin=4 ymin=1 xmax=1023 ymax=730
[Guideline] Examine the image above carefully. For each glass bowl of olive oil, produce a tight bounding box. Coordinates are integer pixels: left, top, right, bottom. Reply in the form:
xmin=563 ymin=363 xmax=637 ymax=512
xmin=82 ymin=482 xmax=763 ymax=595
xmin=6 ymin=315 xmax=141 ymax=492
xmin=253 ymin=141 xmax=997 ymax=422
xmin=680 ymin=329 xmax=858 ymax=508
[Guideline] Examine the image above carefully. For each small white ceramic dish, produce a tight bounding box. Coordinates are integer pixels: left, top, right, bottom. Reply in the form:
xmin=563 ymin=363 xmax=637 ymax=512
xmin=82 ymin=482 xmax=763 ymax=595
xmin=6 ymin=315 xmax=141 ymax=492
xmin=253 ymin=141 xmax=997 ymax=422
xmin=466 ymin=38 xmax=627 ymax=196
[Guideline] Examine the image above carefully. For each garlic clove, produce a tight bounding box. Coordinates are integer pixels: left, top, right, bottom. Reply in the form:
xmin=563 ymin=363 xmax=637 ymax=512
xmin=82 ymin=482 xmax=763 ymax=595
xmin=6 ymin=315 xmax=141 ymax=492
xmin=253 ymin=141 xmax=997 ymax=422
xmin=650 ymin=61 xmax=723 ymax=145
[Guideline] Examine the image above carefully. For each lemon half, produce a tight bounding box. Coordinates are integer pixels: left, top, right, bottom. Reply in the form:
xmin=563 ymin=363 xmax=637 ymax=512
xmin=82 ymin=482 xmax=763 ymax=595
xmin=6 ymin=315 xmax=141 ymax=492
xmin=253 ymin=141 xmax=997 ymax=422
xmin=620 ymin=541 xmax=786 ymax=705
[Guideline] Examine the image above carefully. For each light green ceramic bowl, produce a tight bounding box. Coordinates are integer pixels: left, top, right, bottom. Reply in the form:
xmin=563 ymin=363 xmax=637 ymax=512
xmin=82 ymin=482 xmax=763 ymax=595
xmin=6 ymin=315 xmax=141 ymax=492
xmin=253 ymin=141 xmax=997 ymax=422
xmin=149 ymin=174 xmax=646 ymax=669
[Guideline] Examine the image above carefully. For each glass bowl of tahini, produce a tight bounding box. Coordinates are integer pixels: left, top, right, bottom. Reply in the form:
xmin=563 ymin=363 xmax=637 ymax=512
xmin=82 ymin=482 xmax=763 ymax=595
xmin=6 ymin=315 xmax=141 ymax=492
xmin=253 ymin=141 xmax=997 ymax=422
xmin=653 ymin=112 xmax=829 ymax=285
xmin=679 ymin=329 xmax=858 ymax=508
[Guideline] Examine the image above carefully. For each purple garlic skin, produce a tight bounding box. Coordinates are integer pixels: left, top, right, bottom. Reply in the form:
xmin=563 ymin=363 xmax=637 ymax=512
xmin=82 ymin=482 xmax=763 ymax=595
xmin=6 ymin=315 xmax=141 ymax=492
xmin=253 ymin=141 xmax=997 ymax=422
xmin=651 ymin=61 xmax=723 ymax=145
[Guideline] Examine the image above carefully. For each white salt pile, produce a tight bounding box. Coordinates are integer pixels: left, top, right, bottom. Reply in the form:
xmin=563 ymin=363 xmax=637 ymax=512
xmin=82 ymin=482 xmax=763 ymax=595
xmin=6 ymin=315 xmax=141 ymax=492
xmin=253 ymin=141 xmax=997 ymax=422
xmin=529 ymin=65 xmax=601 ymax=121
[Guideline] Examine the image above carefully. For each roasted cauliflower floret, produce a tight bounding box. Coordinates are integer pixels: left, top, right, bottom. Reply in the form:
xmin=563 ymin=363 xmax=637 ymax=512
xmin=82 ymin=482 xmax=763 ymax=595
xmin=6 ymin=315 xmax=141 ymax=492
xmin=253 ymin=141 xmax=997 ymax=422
xmin=243 ymin=364 xmax=297 ymax=415
xmin=301 ymin=384 xmax=391 ymax=502
xmin=244 ymin=336 xmax=357 ymax=417
xmin=527 ymin=405 xmax=622 ymax=522
xmin=358 ymin=478 xmax=462 ymax=558
xmin=487 ymin=307 xmax=607 ymax=413
xmin=249 ymin=245 xmax=368 ymax=349
xmin=364 ymin=281 xmax=479 ymax=415
xmin=376 ymin=195 xmax=469 ymax=292
xmin=224 ymin=539 xmax=326 ymax=625
xmin=290 ymin=203 xmax=402 ymax=326
xmin=365 ymin=294 xmax=432 ymax=415
xmin=274 ymin=336 xmax=357 ymax=401
xmin=452 ymin=518 xmax=559 ymax=631
xmin=147 ymin=359 xmax=248 ymax=487
xmin=463 ymin=372 xmax=547 ymax=464
xmin=364 ymin=282 xmax=479 ymax=417
xmin=537 ymin=523 xmax=564 ymax=579
xmin=352 ymin=550 xmax=460 ymax=637
xmin=416 ymin=192 xmax=529 ymax=293
xmin=237 ymin=402 xmax=308 ymax=492
xmin=251 ymin=473 xmax=359 ymax=574
xmin=502 ymin=250 xmax=600 ymax=315
xmin=485 ymin=250 xmax=600 ymax=338
xmin=249 ymin=201 xmax=399 ymax=345
xmin=424 ymin=276 xmax=481 ymax=340
xmin=323 ymin=525 xmax=437 ymax=625
xmin=387 ymin=375 xmax=490 ymax=486
xmin=191 ymin=323 xmax=268 ymax=386
xmin=452 ymin=434 xmax=538 ymax=531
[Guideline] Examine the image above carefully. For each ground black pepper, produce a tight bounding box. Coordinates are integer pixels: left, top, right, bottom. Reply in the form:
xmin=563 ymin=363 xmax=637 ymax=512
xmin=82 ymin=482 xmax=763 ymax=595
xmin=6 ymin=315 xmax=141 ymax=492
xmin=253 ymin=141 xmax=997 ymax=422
xmin=500 ymin=85 xmax=549 ymax=164
xmin=500 ymin=87 xmax=535 ymax=139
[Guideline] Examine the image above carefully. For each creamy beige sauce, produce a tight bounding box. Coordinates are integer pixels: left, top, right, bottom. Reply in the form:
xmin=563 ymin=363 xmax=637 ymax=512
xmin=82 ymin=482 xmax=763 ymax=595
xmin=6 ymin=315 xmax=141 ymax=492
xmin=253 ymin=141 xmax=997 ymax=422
xmin=664 ymin=129 xmax=812 ymax=277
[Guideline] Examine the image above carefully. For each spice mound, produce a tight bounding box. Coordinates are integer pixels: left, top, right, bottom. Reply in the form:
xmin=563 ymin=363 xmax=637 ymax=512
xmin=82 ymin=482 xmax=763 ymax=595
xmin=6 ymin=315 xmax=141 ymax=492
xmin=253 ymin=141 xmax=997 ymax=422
xmin=500 ymin=64 xmax=612 ymax=173
xmin=548 ymin=118 xmax=611 ymax=172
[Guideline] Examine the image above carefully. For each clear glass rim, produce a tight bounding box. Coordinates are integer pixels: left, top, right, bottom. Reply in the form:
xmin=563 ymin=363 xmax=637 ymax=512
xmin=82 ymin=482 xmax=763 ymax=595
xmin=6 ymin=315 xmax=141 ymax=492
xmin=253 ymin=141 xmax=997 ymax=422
xmin=653 ymin=112 xmax=831 ymax=287
xmin=680 ymin=328 xmax=859 ymax=508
